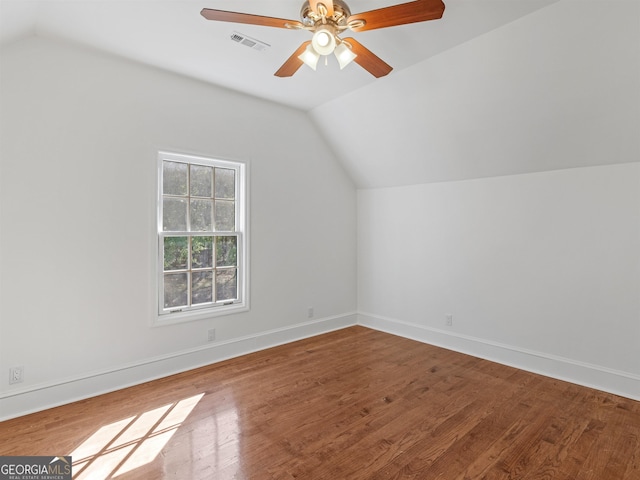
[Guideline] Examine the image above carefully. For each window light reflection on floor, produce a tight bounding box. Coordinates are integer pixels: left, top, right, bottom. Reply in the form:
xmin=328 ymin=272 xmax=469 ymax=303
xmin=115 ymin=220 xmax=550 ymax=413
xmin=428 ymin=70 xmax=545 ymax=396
xmin=68 ymin=393 xmax=204 ymax=479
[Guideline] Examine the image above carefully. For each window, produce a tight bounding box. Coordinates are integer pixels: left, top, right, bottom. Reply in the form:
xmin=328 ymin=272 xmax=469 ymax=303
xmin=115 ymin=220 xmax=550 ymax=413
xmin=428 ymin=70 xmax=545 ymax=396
xmin=157 ymin=151 xmax=247 ymax=323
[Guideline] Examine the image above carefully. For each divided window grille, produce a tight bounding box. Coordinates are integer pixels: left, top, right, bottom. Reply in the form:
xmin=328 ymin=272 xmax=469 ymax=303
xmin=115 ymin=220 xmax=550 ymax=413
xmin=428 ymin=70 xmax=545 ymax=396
xmin=158 ymin=152 xmax=246 ymax=317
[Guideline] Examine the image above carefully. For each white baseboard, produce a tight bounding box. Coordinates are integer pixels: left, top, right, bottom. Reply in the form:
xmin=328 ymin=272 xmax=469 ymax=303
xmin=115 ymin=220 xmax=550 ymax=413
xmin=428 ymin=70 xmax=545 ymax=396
xmin=358 ymin=312 xmax=640 ymax=402
xmin=3 ymin=311 xmax=636 ymax=421
xmin=0 ymin=313 xmax=358 ymax=421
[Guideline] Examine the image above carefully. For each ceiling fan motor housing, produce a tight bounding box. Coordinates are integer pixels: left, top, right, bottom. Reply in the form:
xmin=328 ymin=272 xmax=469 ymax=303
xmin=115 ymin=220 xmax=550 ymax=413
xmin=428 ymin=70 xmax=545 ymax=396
xmin=300 ymin=0 xmax=351 ymax=28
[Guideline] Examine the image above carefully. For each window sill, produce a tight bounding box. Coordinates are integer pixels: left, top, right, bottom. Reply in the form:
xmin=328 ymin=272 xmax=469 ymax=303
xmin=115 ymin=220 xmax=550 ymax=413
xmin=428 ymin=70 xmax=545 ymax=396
xmin=152 ymin=302 xmax=249 ymax=327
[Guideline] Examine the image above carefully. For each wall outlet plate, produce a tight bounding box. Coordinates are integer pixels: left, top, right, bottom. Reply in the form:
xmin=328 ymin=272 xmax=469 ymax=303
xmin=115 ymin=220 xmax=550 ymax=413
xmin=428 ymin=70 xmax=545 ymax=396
xmin=9 ymin=366 xmax=24 ymax=384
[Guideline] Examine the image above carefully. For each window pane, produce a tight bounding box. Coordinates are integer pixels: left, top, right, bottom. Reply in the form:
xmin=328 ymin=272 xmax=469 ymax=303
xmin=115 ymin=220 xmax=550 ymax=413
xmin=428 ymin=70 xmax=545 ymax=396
xmin=164 ymin=237 xmax=188 ymax=271
xmin=190 ymin=199 xmax=213 ymax=231
xmin=163 ymin=161 xmax=188 ymax=196
xmin=163 ymin=198 xmax=188 ymax=231
xmin=192 ymin=236 xmax=213 ymax=269
xmin=216 ymin=236 xmax=237 ymax=267
xmin=215 ymin=168 xmax=235 ymax=199
xmin=216 ymin=268 xmax=237 ymax=301
xmin=214 ymin=200 xmax=235 ymax=231
xmin=164 ymin=273 xmax=188 ymax=308
xmin=192 ymin=271 xmax=213 ymax=305
xmin=191 ymin=165 xmax=213 ymax=197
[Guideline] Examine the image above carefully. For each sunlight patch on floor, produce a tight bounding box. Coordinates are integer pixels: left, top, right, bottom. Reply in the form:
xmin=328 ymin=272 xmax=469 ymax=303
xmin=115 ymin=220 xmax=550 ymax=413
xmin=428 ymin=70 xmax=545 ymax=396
xmin=68 ymin=393 xmax=204 ymax=479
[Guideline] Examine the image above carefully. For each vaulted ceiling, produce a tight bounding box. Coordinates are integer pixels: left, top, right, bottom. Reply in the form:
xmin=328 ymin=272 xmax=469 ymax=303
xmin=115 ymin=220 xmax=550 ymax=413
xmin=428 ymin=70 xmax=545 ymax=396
xmin=2 ymin=0 xmax=638 ymax=188
xmin=0 ymin=0 xmax=558 ymax=110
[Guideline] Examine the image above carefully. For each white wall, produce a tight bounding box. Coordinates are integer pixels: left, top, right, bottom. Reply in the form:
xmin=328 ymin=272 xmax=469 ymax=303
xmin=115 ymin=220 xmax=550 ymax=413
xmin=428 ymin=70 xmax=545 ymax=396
xmin=358 ymin=163 xmax=640 ymax=399
xmin=0 ymin=36 xmax=357 ymax=419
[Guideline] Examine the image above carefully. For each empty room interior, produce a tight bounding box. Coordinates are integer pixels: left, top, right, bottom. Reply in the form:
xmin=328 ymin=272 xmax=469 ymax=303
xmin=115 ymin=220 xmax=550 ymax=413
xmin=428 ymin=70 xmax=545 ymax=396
xmin=0 ymin=0 xmax=639 ymax=478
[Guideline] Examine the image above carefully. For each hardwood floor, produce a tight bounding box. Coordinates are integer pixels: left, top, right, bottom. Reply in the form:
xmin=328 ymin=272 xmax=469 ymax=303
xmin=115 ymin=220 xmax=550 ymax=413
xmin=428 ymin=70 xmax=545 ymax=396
xmin=1 ymin=326 xmax=638 ymax=479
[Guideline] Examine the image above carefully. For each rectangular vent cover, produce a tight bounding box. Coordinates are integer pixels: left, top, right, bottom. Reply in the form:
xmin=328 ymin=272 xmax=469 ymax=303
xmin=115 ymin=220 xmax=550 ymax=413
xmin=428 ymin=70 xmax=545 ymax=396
xmin=230 ymin=31 xmax=270 ymax=52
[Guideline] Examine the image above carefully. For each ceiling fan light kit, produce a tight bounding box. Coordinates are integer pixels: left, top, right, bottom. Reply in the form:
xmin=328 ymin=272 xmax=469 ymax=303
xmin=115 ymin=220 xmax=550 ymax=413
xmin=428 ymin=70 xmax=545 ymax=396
xmin=201 ymin=0 xmax=445 ymax=78
xmin=297 ymin=25 xmax=357 ymax=71
xmin=298 ymin=44 xmax=320 ymax=70
xmin=311 ymin=26 xmax=337 ymax=56
xmin=334 ymin=42 xmax=358 ymax=70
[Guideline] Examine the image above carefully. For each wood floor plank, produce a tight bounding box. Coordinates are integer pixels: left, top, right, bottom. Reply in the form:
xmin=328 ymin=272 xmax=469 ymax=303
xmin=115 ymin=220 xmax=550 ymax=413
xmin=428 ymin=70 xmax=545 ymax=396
xmin=1 ymin=326 xmax=638 ymax=480
xmin=370 ymin=379 xmax=547 ymax=479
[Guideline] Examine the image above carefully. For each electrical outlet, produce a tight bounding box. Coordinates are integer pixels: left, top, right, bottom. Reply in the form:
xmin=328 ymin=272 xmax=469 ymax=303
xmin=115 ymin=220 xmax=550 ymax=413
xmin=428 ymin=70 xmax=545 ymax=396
xmin=307 ymin=307 xmax=314 ymax=319
xmin=446 ymin=314 xmax=453 ymax=326
xmin=207 ymin=329 xmax=216 ymax=342
xmin=9 ymin=366 xmax=24 ymax=385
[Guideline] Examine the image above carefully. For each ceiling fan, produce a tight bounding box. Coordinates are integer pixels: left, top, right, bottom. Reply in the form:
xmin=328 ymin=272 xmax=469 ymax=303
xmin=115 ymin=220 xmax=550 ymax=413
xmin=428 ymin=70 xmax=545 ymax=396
xmin=201 ymin=0 xmax=445 ymax=78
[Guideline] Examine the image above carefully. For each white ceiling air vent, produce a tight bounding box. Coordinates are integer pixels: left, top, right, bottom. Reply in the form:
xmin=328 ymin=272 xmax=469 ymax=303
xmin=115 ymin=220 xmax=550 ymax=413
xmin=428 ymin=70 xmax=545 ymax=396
xmin=230 ymin=31 xmax=270 ymax=52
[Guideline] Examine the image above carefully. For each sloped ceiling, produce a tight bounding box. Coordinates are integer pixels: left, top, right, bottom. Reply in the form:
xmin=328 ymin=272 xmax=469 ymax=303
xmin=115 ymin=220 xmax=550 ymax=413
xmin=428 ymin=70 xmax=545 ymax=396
xmin=0 ymin=0 xmax=558 ymax=110
xmin=1 ymin=0 xmax=638 ymax=188
xmin=310 ymin=0 xmax=640 ymax=187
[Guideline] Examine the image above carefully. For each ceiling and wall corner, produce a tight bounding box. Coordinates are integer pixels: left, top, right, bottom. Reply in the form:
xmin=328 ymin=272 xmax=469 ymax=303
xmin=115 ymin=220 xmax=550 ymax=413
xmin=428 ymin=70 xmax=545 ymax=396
xmin=309 ymin=0 xmax=640 ymax=188
xmin=1 ymin=1 xmax=636 ymax=190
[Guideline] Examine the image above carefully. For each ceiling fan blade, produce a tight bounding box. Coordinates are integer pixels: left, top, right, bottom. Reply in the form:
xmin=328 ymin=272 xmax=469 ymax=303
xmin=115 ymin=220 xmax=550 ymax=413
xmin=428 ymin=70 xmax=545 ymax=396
xmin=275 ymin=41 xmax=312 ymax=77
xmin=309 ymin=0 xmax=334 ymax=17
xmin=201 ymin=8 xmax=302 ymax=29
xmin=342 ymin=38 xmax=392 ymax=78
xmin=347 ymin=0 xmax=445 ymax=32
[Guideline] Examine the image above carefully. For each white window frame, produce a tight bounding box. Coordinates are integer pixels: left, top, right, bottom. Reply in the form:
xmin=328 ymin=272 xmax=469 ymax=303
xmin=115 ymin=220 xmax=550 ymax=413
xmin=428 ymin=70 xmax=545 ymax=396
xmin=154 ymin=151 xmax=249 ymax=326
